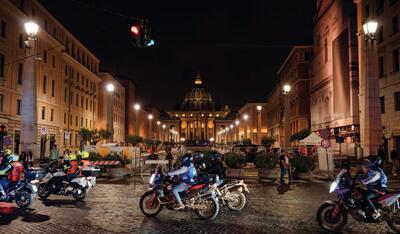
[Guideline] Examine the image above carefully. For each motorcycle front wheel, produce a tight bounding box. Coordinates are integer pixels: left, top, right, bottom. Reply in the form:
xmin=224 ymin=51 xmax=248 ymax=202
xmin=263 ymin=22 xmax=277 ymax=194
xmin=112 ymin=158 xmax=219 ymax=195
xmin=194 ymin=197 xmax=219 ymax=220
xmin=139 ymin=191 xmax=163 ymax=217
xmin=72 ymin=186 xmax=86 ymax=201
xmin=38 ymin=184 xmax=50 ymax=199
xmin=226 ymin=191 xmax=247 ymax=211
xmin=316 ymin=202 xmax=348 ymax=233
xmin=15 ymin=190 xmax=33 ymax=208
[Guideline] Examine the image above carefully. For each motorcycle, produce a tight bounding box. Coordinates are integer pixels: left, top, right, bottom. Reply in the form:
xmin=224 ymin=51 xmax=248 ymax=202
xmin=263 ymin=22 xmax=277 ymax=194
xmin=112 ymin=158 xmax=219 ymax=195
xmin=139 ymin=169 xmax=220 ymax=220
xmin=317 ymin=168 xmax=400 ymax=233
xmin=37 ymin=161 xmax=99 ymax=201
xmin=0 ymin=172 xmax=38 ymax=208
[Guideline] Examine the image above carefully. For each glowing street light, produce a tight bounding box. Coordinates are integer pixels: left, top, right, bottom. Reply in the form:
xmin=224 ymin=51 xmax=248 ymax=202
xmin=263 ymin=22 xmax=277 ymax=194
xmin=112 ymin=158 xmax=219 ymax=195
xmin=134 ymin=103 xmax=141 ymax=111
xmin=257 ymin=105 xmax=262 ymax=111
xmin=235 ymin=120 xmax=240 ymax=126
xmin=283 ymin=84 xmax=291 ymax=94
xmin=363 ymin=20 xmax=378 ymax=40
xmin=156 ymin=121 xmax=160 ymax=125
xmin=24 ymin=21 xmax=39 ymax=40
xmin=106 ymin=83 xmax=115 ymax=92
xmin=148 ymin=114 xmax=153 ymax=120
xmin=243 ymin=114 xmax=249 ymax=120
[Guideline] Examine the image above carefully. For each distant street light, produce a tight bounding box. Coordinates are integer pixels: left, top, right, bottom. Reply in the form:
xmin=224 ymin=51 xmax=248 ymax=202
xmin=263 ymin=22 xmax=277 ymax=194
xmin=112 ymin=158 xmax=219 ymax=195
xmin=256 ymin=105 xmax=262 ymax=145
xmin=283 ymin=84 xmax=291 ymax=95
xmin=148 ymin=114 xmax=153 ymax=139
xmin=243 ymin=114 xmax=249 ymax=139
xmin=106 ymin=83 xmax=115 ymax=142
xmin=156 ymin=121 xmax=161 ymax=141
xmin=134 ymin=103 xmax=141 ymax=136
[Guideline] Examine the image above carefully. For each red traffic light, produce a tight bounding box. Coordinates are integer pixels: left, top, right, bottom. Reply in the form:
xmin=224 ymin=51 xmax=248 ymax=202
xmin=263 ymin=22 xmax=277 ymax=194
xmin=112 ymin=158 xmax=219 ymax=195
xmin=131 ymin=25 xmax=140 ymax=35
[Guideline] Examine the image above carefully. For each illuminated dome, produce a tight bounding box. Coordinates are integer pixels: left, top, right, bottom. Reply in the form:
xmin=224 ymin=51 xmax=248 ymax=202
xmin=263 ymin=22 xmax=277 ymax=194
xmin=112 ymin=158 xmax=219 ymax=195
xmin=180 ymin=74 xmax=215 ymax=111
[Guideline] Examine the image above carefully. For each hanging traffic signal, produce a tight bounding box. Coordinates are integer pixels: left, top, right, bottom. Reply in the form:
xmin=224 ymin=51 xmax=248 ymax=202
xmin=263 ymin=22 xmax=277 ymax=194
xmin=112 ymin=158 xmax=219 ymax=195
xmin=130 ymin=21 xmax=155 ymax=48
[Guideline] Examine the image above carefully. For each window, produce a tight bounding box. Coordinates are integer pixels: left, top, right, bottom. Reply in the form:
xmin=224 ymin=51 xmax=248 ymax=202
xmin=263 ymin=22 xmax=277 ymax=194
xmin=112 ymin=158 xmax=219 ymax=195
xmin=85 ymin=118 xmax=88 ymax=127
xmin=379 ymin=56 xmax=385 ymax=77
xmin=396 ymin=92 xmax=400 ymax=111
xmin=90 ymin=101 xmax=92 ymax=111
xmin=19 ymin=34 xmax=24 ymax=49
xmin=32 ymin=8 xmax=36 ymax=17
xmin=304 ymin=52 xmax=311 ymax=61
xmin=41 ymin=106 xmax=45 ymax=120
xmin=0 ymin=94 xmax=3 ymax=112
xmin=52 ymin=27 xmax=56 ymax=37
xmin=75 ymin=133 xmax=78 ymax=146
xmin=364 ymin=4 xmax=370 ymax=18
xmin=43 ymin=50 xmax=47 ymax=63
xmin=44 ymin=20 xmax=48 ymax=31
xmin=82 ymin=76 xmax=84 ymax=85
xmin=69 ymin=114 xmax=72 ymax=126
xmin=378 ymin=26 xmax=384 ymax=43
xmin=86 ymin=98 xmax=88 ymax=110
xmin=380 ymin=96 xmax=385 ymax=114
xmin=376 ymin=0 xmax=384 ymax=15
xmin=64 ymin=112 xmax=66 ymax=124
xmin=65 ymin=65 xmax=68 ymax=75
xmin=0 ymin=53 xmax=4 ymax=78
xmin=70 ymin=91 xmax=73 ymax=104
xmin=64 ymin=88 xmax=68 ymax=102
xmin=19 ymin=0 xmax=25 ymax=11
xmin=76 ymin=93 xmax=79 ymax=106
xmin=393 ymin=16 xmax=399 ymax=34
xmin=76 ymin=116 xmax=78 ymax=126
xmin=1 ymin=20 xmax=6 ymax=38
xmin=50 ymin=109 xmax=54 ymax=121
xmin=17 ymin=63 xmax=23 ymax=84
xmin=86 ymin=79 xmax=88 ymax=88
xmin=81 ymin=96 xmax=84 ymax=108
xmin=81 ymin=117 xmax=83 ymax=126
xmin=393 ymin=49 xmax=399 ymax=72
xmin=17 ymin=99 xmax=21 ymax=115
xmin=51 ymin=80 xmax=55 ymax=96
xmin=43 ymin=75 xmax=47 ymax=94
xmin=324 ymin=38 xmax=328 ymax=63
xmin=52 ymin=55 xmax=55 ymax=68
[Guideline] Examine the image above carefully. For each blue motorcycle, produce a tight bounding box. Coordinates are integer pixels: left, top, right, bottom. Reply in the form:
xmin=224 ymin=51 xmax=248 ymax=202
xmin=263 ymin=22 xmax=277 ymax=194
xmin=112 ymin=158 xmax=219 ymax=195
xmin=0 ymin=172 xmax=38 ymax=208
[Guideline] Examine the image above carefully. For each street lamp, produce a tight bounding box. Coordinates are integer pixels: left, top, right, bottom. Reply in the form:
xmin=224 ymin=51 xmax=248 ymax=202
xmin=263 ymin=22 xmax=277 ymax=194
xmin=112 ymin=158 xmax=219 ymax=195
xmin=21 ymin=21 xmax=40 ymax=157
xmin=148 ymin=114 xmax=153 ymax=139
xmin=363 ymin=20 xmax=378 ymax=40
xmin=283 ymin=84 xmax=291 ymax=95
xmin=134 ymin=103 xmax=140 ymax=136
xmin=235 ymin=120 xmax=240 ymax=141
xmin=106 ymin=83 xmax=115 ymax=143
xmin=256 ymin=105 xmax=262 ymax=145
xmin=243 ymin=114 xmax=249 ymax=139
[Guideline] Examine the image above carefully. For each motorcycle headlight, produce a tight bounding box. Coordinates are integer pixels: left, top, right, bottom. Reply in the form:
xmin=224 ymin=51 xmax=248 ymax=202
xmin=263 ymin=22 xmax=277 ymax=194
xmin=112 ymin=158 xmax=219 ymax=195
xmin=149 ymin=173 xmax=156 ymax=186
xmin=329 ymin=181 xmax=338 ymax=193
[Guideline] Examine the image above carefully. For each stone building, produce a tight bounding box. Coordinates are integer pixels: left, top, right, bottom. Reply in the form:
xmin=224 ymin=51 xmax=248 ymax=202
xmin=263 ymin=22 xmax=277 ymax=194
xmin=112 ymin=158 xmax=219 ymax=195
xmin=277 ymin=46 xmax=312 ymax=147
xmin=310 ymin=0 xmax=360 ymax=156
xmin=0 ymin=0 xmax=101 ymax=159
xmin=165 ymin=74 xmax=231 ymax=142
xmin=265 ymin=85 xmax=283 ymax=147
xmin=236 ymin=103 xmax=267 ymax=145
xmin=98 ymin=72 xmax=125 ymax=144
xmin=360 ymin=0 xmax=400 ymax=154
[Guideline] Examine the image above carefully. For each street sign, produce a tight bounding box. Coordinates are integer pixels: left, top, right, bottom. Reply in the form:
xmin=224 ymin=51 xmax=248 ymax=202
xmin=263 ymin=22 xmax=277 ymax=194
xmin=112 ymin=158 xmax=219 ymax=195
xmin=321 ymin=139 xmax=331 ymax=148
xmin=320 ymin=129 xmax=330 ymax=139
xmin=41 ymin=127 xmax=47 ymax=135
xmin=64 ymin=131 xmax=70 ymax=139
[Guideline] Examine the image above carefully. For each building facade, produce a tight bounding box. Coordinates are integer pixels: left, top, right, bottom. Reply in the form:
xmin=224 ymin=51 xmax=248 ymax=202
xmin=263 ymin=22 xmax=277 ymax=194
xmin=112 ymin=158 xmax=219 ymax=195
xmin=236 ymin=103 xmax=267 ymax=145
xmin=166 ymin=74 xmax=231 ymax=142
xmin=361 ymin=0 xmax=400 ymax=154
xmin=0 ymin=0 xmax=101 ymax=159
xmin=265 ymin=85 xmax=283 ymax=147
xmin=98 ymin=72 xmax=125 ymax=144
xmin=277 ymin=46 xmax=313 ymax=147
xmin=311 ymin=0 xmax=360 ymax=156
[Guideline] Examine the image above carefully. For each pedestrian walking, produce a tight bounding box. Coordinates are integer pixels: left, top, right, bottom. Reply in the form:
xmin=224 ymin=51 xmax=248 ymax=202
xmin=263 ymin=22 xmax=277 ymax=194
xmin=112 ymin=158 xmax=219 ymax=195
xmin=27 ymin=151 xmax=34 ymax=168
xmin=391 ymin=148 xmax=399 ymax=176
xmin=50 ymin=144 xmax=60 ymax=162
xmin=378 ymin=144 xmax=386 ymax=169
xmin=279 ymin=149 xmax=287 ymax=183
xmin=165 ymin=146 xmax=174 ymax=170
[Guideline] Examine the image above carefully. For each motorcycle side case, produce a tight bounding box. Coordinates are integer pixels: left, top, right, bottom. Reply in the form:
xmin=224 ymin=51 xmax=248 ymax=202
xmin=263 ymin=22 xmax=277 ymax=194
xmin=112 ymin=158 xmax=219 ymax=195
xmin=71 ymin=177 xmax=87 ymax=188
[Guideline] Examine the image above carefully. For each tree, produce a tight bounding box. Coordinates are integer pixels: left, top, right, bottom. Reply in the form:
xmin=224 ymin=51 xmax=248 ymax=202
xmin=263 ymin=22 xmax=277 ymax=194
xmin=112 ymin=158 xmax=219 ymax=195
xmin=126 ymin=135 xmax=143 ymax=146
xmin=79 ymin=128 xmax=112 ymax=146
xmin=261 ymin=137 xmax=275 ymax=148
xmin=290 ymin=128 xmax=311 ymax=142
xmin=78 ymin=128 xmax=91 ymax=146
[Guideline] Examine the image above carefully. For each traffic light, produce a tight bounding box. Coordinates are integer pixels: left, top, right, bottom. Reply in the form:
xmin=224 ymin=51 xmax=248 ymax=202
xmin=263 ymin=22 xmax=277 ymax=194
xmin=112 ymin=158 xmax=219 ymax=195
xmin=130 ymin=21 xmax=155 ymax=48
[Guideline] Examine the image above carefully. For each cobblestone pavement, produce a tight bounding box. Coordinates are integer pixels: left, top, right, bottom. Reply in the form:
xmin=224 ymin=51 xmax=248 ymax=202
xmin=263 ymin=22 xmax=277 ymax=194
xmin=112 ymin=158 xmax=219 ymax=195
xmin=0 ymin=178 xmax=397 ymax=234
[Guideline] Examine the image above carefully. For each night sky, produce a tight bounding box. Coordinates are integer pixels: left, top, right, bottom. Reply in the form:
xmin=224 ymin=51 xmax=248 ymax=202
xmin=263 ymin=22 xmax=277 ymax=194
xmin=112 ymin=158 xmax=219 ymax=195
xmin=40 ymin=0 xmax=315 ymax=111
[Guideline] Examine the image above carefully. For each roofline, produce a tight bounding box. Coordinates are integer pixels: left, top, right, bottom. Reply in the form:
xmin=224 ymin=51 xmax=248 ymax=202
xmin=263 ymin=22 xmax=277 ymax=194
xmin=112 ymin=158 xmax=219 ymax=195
xmin=277 ymin=45 xmax=313 ymax=75
xmin=237 ymin=102 xmax=267 ymax=114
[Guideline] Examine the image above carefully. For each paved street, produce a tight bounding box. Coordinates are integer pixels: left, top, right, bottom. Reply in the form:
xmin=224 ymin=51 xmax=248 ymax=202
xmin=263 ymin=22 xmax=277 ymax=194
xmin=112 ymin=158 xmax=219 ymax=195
xmin=0 ymin=179 xmax=396 ymax=234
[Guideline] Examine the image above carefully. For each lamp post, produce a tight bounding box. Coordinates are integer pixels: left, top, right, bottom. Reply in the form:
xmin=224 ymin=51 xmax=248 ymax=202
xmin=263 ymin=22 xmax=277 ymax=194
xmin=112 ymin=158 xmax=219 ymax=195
xmin=134 ymin=103 xmax=140 ymax=136
xmin=243 ymin=114 xmax=249 ymax=140
xmin=225 ymin=127 xmax=230 ymax=144
xmin=21 ymin=21 xmax=39 ymax=158
xmin=358 ymin=18 xmax=381 ymax=157
xmin=106 ymin=83 xmax=115 ymax=143
xmin=162 ymin=124 xmax=166 ymax=142
xmin=235 ymin=120 xmax=240 ymax=142
xmin=282 ymin=83 xmax=291 ymax=148
xmin=156 ymin=121 xmax=161 ymax=141
xmin=148 ymin=114 xmax=153 ymax=139
xmin=256 ymin=105 xmax=262 ymax=145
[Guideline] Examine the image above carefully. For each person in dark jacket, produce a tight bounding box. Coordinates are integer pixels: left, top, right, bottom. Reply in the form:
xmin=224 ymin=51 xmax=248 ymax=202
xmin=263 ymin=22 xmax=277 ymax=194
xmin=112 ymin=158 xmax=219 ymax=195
xmin=391 ymin=148 xmax=399 ymax=176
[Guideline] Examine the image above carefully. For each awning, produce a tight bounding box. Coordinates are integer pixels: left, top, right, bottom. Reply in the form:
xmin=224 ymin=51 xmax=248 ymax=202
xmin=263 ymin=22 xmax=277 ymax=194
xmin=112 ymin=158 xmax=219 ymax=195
xmin=299 ymin=132 xmax=323 ymax=145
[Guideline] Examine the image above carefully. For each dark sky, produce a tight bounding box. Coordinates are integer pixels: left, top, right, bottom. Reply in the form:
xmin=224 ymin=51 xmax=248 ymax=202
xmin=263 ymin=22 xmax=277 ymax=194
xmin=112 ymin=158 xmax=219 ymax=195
xmin=40 ymin=0 xmax=315 ymax=111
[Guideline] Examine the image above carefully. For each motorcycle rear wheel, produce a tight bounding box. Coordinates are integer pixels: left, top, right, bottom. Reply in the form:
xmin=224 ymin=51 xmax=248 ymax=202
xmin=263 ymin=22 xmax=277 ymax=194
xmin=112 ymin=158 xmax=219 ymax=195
xmin=194 ymin=197 xmax=219 ymax=220
xmin=316 ymin=202 xmax=347 ymax=233
xmin=15 ymin=190 xmax=33 ymax=208
xmin=226 ymin=191 xmax=247 ymax=211
xmin=72 ymin=186 xmax=86 ymax=201
xmin=140 ymin=191 xmax=163 ymax=217
xmin=387 ymin=209 xmax=400 ymax=233
xmin=38 ymin=184 xmax=50 ymax=199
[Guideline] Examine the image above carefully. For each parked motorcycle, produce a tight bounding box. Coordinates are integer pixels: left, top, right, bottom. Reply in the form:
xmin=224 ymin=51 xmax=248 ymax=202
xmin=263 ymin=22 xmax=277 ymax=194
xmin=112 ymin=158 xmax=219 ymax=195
xmin=317 ymin=168 xmax=400 ymax=233
xmin=216 ymin=179 xmax=248 ymax=211
xmin=0 ymin=172 xmax=38 ymax=208
xmin=37 ymin=161 xmax=99 ymax=201
xmin=139 ymin=169 xmax=220 ymax=220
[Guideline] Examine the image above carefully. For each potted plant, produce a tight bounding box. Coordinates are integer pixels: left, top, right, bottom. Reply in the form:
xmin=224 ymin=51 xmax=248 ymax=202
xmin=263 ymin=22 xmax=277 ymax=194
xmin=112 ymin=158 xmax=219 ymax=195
xmin=291 ymin=156 xmax=313 ymax=180
xmin=254 ymin=152 xmax=279 ymax=180
xmin=224 ymin=152 xmax=246 ymax=178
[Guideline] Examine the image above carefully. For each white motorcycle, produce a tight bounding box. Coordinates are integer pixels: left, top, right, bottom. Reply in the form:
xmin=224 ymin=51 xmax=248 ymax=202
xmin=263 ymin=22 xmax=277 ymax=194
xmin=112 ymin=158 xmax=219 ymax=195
xmin=37 ymin=161 xmax=99 ymax=201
